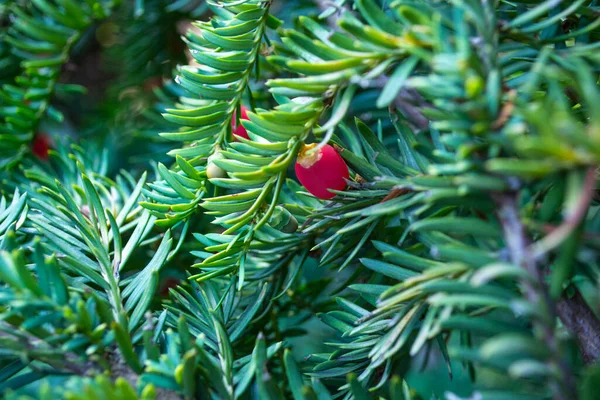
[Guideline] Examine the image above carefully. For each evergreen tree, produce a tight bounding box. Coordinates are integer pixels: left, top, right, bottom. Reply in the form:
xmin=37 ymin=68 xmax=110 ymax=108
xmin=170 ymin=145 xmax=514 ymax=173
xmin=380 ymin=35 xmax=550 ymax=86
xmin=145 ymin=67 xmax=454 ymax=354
xmin=0 ymin=1 xmax=599 ymax=399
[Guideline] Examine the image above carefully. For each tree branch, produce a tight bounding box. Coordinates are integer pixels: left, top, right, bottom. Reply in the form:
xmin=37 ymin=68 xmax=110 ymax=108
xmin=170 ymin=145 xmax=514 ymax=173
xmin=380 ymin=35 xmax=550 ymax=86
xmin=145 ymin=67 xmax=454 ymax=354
xmin=556 ymin=289 xmax=600 ymax=364
xmin=0 ymin=321 xmax=99 ymax=376
xmin=524 ymin=167 xmax=600 ymax=364
xmin=495 ymin=193 xmax=576 ymax=400
xmin=313 ymin=0 xmax=352 ymax=31
xmin=0 ymin=321 xmax=183 ymax=398
xmin=531 ymin=168 xmax=597 ymax=260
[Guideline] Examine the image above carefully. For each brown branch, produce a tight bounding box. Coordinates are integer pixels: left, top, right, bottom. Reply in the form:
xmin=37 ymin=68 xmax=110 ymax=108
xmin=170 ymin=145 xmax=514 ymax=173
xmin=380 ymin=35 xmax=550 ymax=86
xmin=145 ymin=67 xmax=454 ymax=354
xmin=527 ymin=168 xmax=600 ymax=365
xmin=531 ymin=167 xmax=597 ymax=260
xmin=537 ymin=222 xmax=600 ymax=240
xmin=556 ymin=290 xmax=600 ymax=364
xmin=495 ymin=193 xmax=576 ymax=400
xmin=491 ymin=90 xmax=516 ymax=130
xmin=499 ymin=168 xmax=600 ymax=368
xmin=379 ymin=187 xmax=411 ymax=203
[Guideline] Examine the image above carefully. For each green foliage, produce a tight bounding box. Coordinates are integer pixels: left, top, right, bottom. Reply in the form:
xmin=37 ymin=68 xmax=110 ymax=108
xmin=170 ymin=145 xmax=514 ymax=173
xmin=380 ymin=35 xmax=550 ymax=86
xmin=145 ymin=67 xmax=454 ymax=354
xmin=0 ymin=0 xmax=117 ymax=169
xmin=1 ymin=0 xmax=600 ymax=400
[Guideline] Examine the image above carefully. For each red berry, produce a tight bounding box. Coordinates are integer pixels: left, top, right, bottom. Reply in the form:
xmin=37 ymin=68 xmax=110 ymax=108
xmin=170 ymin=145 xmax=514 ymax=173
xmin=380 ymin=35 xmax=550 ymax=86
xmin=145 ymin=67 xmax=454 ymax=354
xmin=295 ymin=143 xmax=349 ymax=200
xmin=31 ymin=133 xmax=52 ymax=161
xmin=143 ymin=76 xmax=163 ymax=92
xmin=232 ymin=106 xmax=250 ymax=140
xmin=159 ymin=277 xmax=180 ymax=297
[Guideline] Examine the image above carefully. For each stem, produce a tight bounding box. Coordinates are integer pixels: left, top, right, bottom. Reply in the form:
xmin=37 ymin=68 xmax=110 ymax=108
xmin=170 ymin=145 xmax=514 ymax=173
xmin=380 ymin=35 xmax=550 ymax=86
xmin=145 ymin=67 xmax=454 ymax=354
xmin=556 ymin=289 xmax=600 ymax=364
xmin=525 ymin=168 xmax=600 ymax=364
xmin=0 ymin=321 xmax=98 ymax=376
xmin=312 ymin=0 xmax=353 ymax=32
xmin=495 ymin=193 xmax=576 ymax=400
xmin=0 ymin=321 xmax=184 ymax=397
xmin=531 ymin=168 xmax=597 ymax=260
xmin=222 ymin=1 xmax=272 ymax=147
xmin=314 ymin=127 xmax=335 ymax=152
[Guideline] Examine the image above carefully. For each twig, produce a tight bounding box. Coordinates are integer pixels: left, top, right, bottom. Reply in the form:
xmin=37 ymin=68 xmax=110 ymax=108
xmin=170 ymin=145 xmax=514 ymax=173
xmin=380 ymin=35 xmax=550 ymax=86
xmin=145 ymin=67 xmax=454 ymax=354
xmin=495 ymin=193 xmax=576 ymax=400
xmin=379 ymin=187 xmax=411 ymax=203
xmin=556 ymin=290 xmax=600 ymax=364
xmin=0 ymin=321 xmax=183 ymax=398
xmin=0 ymin=321 xmax=98 ymax=376
xmin=313 ymin=0 xmax=353 ymax=31
xmin=532 ymin=168 xmax=600 ymax=363
xmin=491 ymin=90 xmax=516 ymax=130
xmin=530 ymin=167 xmax=597 ymax=260
xmin=498 ymin=169 xmax=600 ymax=368
xmin=537 ymin=222 xmax=600 ymax=240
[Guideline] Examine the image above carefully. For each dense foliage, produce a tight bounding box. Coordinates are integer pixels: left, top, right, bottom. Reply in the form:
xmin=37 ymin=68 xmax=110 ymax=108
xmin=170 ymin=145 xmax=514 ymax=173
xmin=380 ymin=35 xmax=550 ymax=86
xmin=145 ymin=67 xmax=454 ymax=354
xmin=0 ymin=0 xmax=599 ymax=399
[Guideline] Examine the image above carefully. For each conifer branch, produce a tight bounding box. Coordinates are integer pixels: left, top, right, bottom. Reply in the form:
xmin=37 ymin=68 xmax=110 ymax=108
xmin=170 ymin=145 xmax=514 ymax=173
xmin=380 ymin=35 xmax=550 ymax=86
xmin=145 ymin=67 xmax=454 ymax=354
xmin=313 ymin=0 xmax=352 ymax=31
xmin=0 ymin=1 xmax=114 ymax=169
xmin=0 ymin=321 xmax=99 ymax=377
xmin=1 ymin=1 xmax=600 ymax=398
xmin=556 ymin=290 xmax=600 ymax=365
xmin=313 ymin=0 xmax=429 ymax=130
xmin=495 ymin=192 xmax=576 ymax=400
xmin=540 ymin=167 xmax=600 ymax=365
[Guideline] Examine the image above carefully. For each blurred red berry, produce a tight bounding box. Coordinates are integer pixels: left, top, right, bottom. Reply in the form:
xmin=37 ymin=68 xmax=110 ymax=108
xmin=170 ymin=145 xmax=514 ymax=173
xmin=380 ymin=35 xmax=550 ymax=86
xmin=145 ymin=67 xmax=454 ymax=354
xmin=159 ymin=277 xmax=180 ymax=297
xmin=295 ymin=143 xmax=349 ymax=200
xmin=232 ymin=105 xmax=250 ymax=140
xmin=31 ymin=133 xmax=52 ymax=161
xmin=143 ymin=76 xmax=163 ymax=92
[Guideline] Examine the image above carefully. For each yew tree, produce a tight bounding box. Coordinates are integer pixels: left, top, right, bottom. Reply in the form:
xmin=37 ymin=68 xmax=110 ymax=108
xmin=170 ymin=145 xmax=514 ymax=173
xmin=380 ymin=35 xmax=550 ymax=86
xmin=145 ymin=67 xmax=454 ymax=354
xmin=0 ymin=1 xmax=599 ymax=399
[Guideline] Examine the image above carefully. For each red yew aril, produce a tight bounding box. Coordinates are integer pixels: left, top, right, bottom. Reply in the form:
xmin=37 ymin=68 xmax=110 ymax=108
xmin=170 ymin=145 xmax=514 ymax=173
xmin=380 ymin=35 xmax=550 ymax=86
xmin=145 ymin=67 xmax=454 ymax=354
xmin=232 ymin=105 xmax=250 ymax=140
xmin=143 ymin=76 xmax=163 ymax=92
xmin=31 ymin=133 xmax=52 ymax=161
xmin=295 ymin=143 xmax=349 ymax=200
xmin=159 ymin=276 xmax=180 ymax=297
